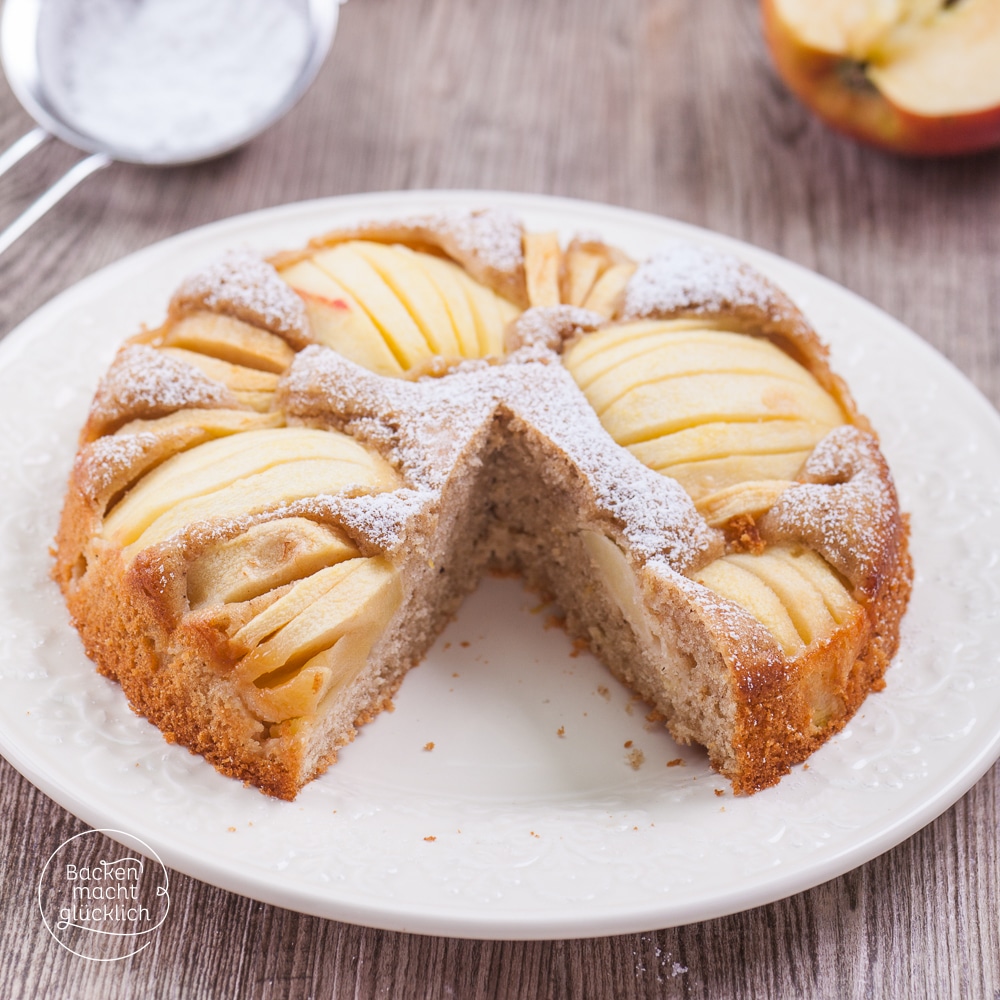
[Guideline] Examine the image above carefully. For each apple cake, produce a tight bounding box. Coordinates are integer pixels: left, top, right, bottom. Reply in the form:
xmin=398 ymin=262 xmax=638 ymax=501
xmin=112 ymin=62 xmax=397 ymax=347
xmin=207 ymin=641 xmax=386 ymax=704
xmin=53 ymin=209 xmax=912 ymax=799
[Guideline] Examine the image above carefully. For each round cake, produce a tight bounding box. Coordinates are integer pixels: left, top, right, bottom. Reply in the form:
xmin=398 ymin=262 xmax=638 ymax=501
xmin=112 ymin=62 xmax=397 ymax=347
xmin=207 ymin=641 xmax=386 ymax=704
xmin=53 ymin=209 xmax=912 ymax=800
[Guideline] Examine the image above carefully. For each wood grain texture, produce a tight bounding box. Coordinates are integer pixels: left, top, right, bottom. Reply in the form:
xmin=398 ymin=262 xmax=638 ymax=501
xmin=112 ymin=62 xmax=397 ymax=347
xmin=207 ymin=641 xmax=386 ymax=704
xmin=1 ymin=0 xmax=999 ymax=996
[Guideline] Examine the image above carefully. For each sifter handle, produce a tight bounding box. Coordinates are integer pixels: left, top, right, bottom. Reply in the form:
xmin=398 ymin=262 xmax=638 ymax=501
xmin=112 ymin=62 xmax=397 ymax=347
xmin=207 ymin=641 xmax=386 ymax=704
xmin=0 ymin=149 xmax=111 ymax=258
xmin=0 ymin=125 xmax=48 ymax=180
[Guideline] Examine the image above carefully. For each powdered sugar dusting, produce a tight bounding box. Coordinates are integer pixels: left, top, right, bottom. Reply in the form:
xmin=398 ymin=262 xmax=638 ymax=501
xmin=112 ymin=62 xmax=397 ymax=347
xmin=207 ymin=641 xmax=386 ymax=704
xmin=622 ymin=240 xmax=779 ymax=321
xmin=430 ymin=207 xmax=524 ymax=277
xmin=173 ymin=251 xmax=309 ymax=346
xmin=76 ymin=431 xmax=162 ymax=499
xmin=280 ymin=488 xmax=437 ymax=554
xmin=505 ymin=305 xmax=605 ymax=357
xmin=761 ymin=427 xmax=898 ymax=593
xmin=88 ymin=345 xmax=235 ymax=436
xmin=280 ymin=344 xmax=717 ymax=573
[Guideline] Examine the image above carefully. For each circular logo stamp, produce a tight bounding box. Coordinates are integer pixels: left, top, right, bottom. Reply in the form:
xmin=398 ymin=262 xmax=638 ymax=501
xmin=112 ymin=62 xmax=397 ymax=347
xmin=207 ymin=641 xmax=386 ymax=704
xmin=37 ymin=828 xmax=170 ymax=961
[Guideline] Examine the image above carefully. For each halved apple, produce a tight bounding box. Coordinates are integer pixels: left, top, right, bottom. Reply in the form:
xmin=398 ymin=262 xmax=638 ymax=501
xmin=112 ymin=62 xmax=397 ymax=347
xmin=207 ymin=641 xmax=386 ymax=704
xmin=762 ymin=0 xmax=1000 ymax=155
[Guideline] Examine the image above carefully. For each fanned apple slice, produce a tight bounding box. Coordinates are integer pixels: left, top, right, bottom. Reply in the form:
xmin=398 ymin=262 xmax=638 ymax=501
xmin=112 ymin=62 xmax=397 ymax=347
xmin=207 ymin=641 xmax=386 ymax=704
xmin=236 ymin=557 xmax=401 ymax=684
xmin=311 ymin=245 xmax=434 ymax=368
xmin=233 ymin=560 xmax=362 ymax=651
xmin=350 ymin=242 xmax=461 ymax=357
xmin=696 ymin=480 xmax=794 ymax=528
xmin=457 ymin=267 xmax=519 ymax=356
xmin=693 ymin=558 xmax=804 ymax=657
xmin=726 ymin=550 xmax=835 ymax=646
xmin=245 ymin=611 xmax=399 ymax=723
xmin=462 ymin=277 xmax=504 ymax=357
xmin=659 ymin=451 xmax=812 ymax=501
xmin=158 ymin=348 xmax=280 ymax=396
xmin=158 ymin=312 xmax=295 ymax=373
xmin=105 ymin=427 xmax=396 ymax=546
xmin=409 ymin=251 xmax=482 ymax=358
xmin=582 ymin=335 xmax=825 ymax=415
xmin=562 ymin=246 xmax=604 ymax=307
xmin=279 ymin=260 xmax=403 ymax=376
xmin=565 ymin=320 xmax=727 ymax=387
xmin=581 ymin=262 xmax=637 ymax=318
xmin=235 ymin=557 xmax=403 ymax=724
xmin=627 ymin=418 xmax=834 ymax=469
xmin=768 ymin=546 xmax=858 ymax=623
xmin=116 ymin=408 xmax=284 ymax=439
xmin=125 ymin=458 xmax=395 ymax=558
xmin=187 ymin=518 xmax=360 ymax=609
xmin=601 ymin=373 xmax=845 ymax=446
xmin=524 ymin=231 xmax=562 ymax=308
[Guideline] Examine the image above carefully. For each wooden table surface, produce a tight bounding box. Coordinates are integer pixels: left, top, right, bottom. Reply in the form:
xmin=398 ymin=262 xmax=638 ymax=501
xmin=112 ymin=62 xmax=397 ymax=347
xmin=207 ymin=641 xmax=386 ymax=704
xmin=1 ymin=1 xmax=998 ymax=996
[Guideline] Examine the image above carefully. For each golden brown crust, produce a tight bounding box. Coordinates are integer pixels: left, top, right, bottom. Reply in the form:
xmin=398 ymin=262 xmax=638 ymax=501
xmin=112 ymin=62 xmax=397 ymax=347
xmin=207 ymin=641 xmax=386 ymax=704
xmin=728 ymin=524 xmax=912 ymax=793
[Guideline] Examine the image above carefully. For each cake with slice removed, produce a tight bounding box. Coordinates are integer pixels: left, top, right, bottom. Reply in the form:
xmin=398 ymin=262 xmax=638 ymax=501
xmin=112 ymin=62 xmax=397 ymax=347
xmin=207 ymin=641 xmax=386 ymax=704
xmin=53 ymin=209 xmax=911 ymax=798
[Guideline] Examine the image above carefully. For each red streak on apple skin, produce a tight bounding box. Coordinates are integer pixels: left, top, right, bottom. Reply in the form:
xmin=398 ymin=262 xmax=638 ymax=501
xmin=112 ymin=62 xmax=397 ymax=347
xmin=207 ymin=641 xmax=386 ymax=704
xmin=296 ymin=289 xmax=351 ymax=311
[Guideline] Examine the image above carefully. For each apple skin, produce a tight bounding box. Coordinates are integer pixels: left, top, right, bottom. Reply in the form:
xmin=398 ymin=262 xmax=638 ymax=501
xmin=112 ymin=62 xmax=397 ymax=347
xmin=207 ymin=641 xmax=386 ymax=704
xmin=760 ymin=0 xmax=1000 ymax=157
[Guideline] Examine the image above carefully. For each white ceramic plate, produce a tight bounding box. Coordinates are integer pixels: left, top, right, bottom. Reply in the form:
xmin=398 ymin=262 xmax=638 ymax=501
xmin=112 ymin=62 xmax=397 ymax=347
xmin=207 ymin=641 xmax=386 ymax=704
xmin=1 ymin=192 xmax=999 ymax=940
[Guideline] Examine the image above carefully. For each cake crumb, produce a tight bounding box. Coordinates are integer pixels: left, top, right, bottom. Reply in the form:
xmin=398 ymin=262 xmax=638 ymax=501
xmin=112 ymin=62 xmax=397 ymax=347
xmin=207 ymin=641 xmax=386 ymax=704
xmin=557 ymin=726 xmax=565 ymax=737
xmin=227 ymin=826 xmax=236 ymax=833
xmin=597 ymin=685 xmax=610 ymax=700
xmin=530 ymin=831 xmax=540 ymax=838
xmin=646 ymin=709 xmax=665 ymax=723
xmin=627 ymin=748 xmax=645 ymax=770
xmin=459 ymin=641 xmax=470 ymax=648
xmin=424 ymin=835 xmax=437 ymax=842
xmin=714 ymin=788 xmax=725 ymax=797
xmin=423 ymin=741 xmax=435 ymax=751
xmin=624 ymin=740 xmax=633 ymax=748
xmin=667 ymin=758 xmax=684 ymax=768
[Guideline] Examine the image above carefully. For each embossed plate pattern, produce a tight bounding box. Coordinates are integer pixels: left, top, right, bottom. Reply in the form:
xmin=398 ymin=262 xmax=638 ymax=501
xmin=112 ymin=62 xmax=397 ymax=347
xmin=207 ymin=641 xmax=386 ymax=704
xmin=1 ymin=192 xmax=999 ymax=940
